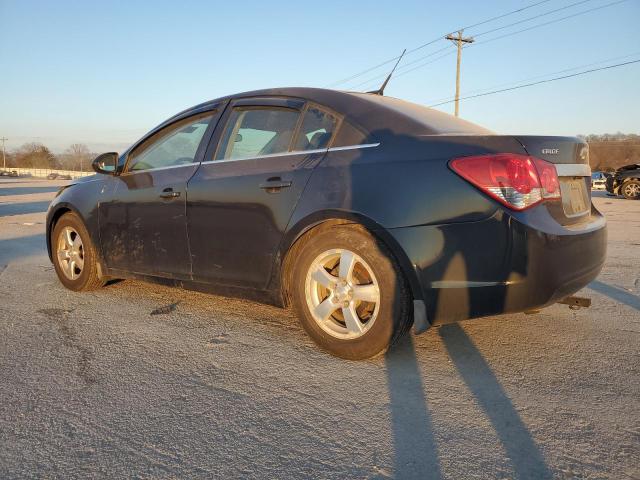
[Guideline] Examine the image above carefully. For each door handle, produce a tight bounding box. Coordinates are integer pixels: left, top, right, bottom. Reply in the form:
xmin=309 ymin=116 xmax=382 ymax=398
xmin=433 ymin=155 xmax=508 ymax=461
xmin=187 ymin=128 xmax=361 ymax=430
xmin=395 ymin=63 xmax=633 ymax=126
xmin=259 ymin=177 xmax=292 ymax=193
xmin=159 ymin=188 xmax=181 ymax=199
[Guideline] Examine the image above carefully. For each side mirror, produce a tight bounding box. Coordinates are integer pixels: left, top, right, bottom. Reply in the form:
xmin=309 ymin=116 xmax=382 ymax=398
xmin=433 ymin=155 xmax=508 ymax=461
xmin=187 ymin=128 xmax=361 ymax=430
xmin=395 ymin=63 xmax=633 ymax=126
xmin=92 ymin=152 xmax=119 ymax=175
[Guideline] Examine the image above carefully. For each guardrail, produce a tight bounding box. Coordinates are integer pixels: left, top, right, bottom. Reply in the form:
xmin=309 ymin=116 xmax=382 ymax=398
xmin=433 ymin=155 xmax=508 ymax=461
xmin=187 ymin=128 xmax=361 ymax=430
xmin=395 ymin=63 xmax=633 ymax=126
xmin=3 ymin=168 xmax=93 ymax=179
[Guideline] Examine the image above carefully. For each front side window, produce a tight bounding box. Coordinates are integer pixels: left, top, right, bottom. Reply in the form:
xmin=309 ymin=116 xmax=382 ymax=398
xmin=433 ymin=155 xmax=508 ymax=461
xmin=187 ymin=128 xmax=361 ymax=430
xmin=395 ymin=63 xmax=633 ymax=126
xmin=127 ymin=112 xmax=213 ymax=172
xmin=215 ymin=108 xmax=300 ymax=161
xmin=293 ymin=106 xmax=338 ymax=151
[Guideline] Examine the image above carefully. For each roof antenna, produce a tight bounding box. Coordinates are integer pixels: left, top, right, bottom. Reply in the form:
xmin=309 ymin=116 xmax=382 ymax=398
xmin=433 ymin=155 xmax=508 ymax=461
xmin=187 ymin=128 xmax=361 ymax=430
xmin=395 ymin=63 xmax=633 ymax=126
xmin=367 ymin=49 xmax=406 ymax=96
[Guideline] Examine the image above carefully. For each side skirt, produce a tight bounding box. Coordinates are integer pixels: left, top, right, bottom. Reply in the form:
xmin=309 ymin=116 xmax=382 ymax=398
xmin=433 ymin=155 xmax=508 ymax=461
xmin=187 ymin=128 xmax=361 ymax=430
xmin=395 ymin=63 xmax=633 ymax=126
xmin=105 ymin=268 xmax=284 ymax=307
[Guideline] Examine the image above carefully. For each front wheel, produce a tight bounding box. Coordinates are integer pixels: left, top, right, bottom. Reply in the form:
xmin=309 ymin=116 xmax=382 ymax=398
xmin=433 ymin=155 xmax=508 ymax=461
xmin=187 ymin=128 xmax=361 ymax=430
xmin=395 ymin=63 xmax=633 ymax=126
xmin=291 ymin=225 xmax=411 ymax=360
xmin=621 ymin=180 xmax=640 ymax=200
xmin=52 ymin=212 xmax=106 ymax=291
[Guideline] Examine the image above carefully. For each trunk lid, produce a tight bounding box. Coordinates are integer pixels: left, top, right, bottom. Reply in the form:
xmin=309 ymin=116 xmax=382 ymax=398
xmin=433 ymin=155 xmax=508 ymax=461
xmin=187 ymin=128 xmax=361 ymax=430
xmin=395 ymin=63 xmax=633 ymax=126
xmin=513 ymin=135 xmax=589 ymax=165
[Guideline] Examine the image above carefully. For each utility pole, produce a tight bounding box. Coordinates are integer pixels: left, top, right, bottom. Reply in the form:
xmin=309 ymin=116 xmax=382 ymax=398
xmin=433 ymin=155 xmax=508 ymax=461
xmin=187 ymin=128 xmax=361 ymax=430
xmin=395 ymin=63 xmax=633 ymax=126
xmin=445 ymin=30 xmax=474 ymax=117
xmin=0 ymin=137 xmax=7 ymax=171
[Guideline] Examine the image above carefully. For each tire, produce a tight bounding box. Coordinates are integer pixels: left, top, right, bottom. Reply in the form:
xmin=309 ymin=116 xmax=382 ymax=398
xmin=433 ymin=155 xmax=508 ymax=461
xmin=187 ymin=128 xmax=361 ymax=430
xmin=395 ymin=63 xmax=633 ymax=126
xmin=290 ymin=225 xmax=411 ymax=360
xmin=52 ymin=212 xmax=106 ymax=291
xmin=621 ymin=180 xmax=640 ymax=200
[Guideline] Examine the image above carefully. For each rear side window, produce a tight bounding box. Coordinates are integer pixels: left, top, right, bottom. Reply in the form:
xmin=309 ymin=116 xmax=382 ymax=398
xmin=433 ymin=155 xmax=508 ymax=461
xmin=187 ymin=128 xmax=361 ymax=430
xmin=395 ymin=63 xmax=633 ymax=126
xmin=215 ymin=108 xmax=300 ymax=161
xmin=332 ymin=120 xmax=371 ymax=147
xmin=127 ymin=112 xmax=213 ymax=172
xmin=293 ymin=105 xmax=338 ymax=151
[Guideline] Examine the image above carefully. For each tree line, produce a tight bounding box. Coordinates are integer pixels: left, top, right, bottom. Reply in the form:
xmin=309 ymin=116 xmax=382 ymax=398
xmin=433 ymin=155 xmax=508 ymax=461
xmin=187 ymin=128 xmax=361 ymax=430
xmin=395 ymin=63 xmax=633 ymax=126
xmin=2 ymin=133 xmax=639 ymax=173
xmin=578 ymin=133 xmax=640 ymax=172
xmin=2 ymin=143 xmax=93 ymax=171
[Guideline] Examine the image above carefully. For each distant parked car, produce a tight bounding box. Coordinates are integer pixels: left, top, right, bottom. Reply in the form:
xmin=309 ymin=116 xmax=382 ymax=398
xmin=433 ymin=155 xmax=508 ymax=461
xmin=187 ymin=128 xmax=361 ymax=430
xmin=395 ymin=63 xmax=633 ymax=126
xmin=9 ymin=170 xmax=18 ymax=177
xmin=605 ymin=163 xmax=640 ymax=199
xmin=591 ymin=171 xmax=607 ymax=190
xmin=0 ymin=170 xmax=9 ymax=176
xmin=47 ymin=173 xmax=59 ymax=180
xmin=58 ymin=174 xmax=72 ymax=180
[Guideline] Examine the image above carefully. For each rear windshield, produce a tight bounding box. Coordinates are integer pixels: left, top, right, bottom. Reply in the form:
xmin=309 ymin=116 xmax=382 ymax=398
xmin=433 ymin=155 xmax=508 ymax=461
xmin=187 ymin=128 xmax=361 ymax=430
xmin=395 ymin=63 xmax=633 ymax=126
xmin=352 ymin=93 xmax=492 ymax=135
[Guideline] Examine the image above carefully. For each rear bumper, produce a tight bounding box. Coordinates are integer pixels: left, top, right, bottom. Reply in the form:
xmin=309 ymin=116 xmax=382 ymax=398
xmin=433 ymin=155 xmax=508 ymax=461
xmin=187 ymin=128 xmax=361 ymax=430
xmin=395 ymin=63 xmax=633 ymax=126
xmin=389 ymin=206 xmax=607 ymax=326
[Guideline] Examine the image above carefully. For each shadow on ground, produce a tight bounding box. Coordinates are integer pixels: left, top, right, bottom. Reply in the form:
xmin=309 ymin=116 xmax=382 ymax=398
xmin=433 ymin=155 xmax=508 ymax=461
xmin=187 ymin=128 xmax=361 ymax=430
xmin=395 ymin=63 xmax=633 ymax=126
xmin=0 ymin=201 xmax=51 ymax=217
xmin=384 ymin=325 xmax=552 ymax=479
xmin=0 ymin=234 xmax=47 ymax=267
xmin=0 ymin=186 xmax=61 ymax=196
xmin=589 ymin=280 xmax=640 ymax=311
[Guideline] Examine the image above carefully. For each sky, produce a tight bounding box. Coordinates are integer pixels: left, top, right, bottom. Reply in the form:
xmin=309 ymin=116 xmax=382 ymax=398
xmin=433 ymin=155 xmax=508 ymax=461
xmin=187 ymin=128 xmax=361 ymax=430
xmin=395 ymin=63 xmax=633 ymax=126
xmin=0 ymin=0 xmax=639 ymax=153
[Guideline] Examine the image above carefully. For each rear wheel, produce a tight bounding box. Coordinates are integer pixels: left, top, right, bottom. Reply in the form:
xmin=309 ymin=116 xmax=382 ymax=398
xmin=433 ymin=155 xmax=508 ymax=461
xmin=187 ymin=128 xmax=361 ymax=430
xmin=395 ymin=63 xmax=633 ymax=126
xmin=291 ymin=225 xmax=411 ymax=359
xmin=52 ymin=212 xmax=106 ymax=291
xmin=621 ymin=180 xmax=640 ymax=200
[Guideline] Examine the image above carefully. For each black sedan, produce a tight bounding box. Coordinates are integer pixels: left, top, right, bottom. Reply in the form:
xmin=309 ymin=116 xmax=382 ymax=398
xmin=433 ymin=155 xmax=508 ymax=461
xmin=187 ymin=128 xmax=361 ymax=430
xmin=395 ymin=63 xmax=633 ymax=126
xmin=46 ymin=88 xmax=606 ymax=359
xmin=605 ymin=163 xmax=640 ymax=199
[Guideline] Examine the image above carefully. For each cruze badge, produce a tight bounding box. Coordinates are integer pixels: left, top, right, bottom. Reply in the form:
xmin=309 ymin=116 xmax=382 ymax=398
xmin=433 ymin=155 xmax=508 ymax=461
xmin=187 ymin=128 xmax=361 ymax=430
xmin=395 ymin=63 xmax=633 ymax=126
xmin=542 ymin=148 xmax=559 ymax=155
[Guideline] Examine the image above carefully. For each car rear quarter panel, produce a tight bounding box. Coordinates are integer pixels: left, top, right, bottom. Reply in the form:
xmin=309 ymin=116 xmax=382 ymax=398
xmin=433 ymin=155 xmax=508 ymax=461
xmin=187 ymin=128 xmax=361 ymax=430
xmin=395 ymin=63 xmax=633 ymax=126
xmin=278 ymin=135 xmax=529 ymax=300
xmin=288 ymin=135 xmax=530 ymax=231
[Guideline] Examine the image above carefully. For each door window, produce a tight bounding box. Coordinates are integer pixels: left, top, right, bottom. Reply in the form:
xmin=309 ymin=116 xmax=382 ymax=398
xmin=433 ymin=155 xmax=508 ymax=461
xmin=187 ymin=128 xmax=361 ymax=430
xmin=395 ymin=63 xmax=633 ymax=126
xmin=127 ymin=112 xmax=214 ymax=172
xmin=215 ymin=108 xmax=300 ymax=161
xmin=293 ymin=106 xmax=338 ymax=151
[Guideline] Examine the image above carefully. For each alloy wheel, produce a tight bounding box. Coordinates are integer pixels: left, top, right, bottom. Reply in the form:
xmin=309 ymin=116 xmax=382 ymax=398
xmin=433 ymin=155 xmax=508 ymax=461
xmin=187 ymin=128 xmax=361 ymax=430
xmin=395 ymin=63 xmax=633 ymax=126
xmin=56 ymin=226 xmax=85 ymax=280
xmin=623 ymin=183 xmax=640 ymax=198
xmin=305 ymin=248 xmax=380 ymax=339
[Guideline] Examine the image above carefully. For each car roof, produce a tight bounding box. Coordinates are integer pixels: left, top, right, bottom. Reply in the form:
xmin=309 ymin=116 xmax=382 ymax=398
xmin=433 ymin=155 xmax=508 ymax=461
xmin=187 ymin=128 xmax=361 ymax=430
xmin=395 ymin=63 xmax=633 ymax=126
xmin=172 ymin=87 xmax=491 ymax=139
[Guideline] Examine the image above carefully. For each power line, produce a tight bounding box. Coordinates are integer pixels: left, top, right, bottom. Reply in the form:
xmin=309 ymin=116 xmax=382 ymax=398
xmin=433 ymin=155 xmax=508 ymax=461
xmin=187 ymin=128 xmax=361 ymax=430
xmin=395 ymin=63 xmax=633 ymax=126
xmin=428 ymin=59 xmax=640 ymax=107
xmin=426 ymin=51 xmax=640 ymax=105
xmin=347 ymin=45 xmax=453 ymax=90
xmin=326 ymin=0 xmax=560 ymax=87
xmin=472 ymin=0 xmax=594 ymax=38
xmin=473 ymin=0 xmax=629 ymax=46
xmin=460 ymin=0 xmax=555 ymax=30
xmin=393 ymin=50 xmax=457 ymax=79
xmin=353 ymin=0 xmax=629 ymax=91
xmin=430 ymin=1 xmax=603 ymax=119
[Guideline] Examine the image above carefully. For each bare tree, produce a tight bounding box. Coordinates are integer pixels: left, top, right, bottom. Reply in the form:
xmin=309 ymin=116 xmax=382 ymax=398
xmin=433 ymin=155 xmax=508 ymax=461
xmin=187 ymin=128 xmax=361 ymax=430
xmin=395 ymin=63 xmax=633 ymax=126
xmin=63 ymin=143 xmax=92 ymax=171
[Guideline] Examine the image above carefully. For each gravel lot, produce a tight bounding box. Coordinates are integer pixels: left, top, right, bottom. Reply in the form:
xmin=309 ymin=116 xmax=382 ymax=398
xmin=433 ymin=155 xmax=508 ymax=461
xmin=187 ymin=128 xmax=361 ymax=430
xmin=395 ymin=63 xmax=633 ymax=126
xmin=0 ymin=178 xmax=638 ymax=479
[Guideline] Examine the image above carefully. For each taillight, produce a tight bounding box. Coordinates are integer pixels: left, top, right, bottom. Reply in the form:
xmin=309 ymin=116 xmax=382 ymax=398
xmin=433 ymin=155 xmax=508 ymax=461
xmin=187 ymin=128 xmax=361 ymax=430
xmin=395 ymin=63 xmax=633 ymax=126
xmin=450 ymin=153 xmax=561 ymax=211
xmin=531 ymin=157 xmax=560 ymax=199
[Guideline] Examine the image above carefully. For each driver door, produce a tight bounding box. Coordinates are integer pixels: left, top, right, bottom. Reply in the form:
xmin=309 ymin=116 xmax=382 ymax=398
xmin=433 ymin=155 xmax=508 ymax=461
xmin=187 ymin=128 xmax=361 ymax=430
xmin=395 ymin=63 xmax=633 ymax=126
xmin=99 ymin=109 xmax=220 ymax=278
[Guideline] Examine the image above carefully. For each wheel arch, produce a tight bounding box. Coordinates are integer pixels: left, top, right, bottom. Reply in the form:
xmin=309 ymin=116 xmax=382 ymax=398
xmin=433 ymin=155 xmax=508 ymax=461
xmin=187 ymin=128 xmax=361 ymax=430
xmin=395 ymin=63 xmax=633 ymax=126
xmin=276 ymin=210 xmax=423 ymax=308
xmin=46 ymin=204 xmax=92 ymax=262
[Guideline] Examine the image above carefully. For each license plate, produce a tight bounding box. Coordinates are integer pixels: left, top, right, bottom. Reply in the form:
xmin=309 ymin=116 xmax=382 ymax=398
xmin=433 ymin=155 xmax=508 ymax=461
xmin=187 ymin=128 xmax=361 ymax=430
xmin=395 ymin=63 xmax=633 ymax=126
xmin=560 ymin=178 xmax=589 ymax=217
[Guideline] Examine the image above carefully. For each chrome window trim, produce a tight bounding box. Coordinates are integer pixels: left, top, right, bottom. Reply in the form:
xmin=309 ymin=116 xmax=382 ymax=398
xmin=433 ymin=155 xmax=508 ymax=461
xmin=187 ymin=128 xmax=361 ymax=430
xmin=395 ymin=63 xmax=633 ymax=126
xmin=200 ymin=143 xmax=380 ymax=166
xmin=555 ymin=164 xmax=591 ymax=177
xmin=120 ymin=163 xmax=198 ymax=176
xmin=328 ymin=142 xmax=380 ymax=152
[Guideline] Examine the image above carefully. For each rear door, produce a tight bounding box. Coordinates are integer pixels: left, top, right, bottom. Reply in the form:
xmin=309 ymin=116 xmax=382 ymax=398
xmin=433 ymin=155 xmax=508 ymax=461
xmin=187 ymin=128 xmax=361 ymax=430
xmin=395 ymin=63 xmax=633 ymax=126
xmin=187 ymin=98 xmax=339 ymax=289
xmin=99 ymin=109 xmax=220 ymax=277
